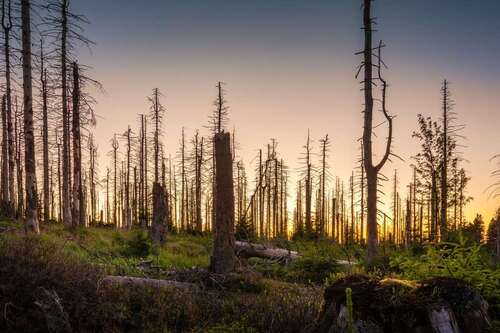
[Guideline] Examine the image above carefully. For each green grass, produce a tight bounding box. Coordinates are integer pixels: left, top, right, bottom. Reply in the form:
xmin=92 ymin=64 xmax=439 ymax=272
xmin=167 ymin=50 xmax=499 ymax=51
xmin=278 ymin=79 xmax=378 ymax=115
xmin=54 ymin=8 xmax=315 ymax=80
xmin=0 ymin=219 xmax=211 ymax=277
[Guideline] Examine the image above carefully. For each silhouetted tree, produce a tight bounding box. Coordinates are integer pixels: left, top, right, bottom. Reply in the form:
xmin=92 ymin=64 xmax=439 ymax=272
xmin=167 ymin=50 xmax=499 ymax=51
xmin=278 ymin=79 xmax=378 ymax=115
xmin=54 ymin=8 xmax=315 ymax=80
xmin=358 ymin=0 xmax=394 ymax=264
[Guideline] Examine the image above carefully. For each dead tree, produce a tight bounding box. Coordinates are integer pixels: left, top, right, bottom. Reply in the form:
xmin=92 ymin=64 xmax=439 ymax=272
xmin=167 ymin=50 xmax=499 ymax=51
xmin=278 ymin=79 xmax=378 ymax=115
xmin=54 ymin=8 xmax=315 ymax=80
xmin=148 ymin=88 xmax=165 ymax=183
xmin=318 ymin=134 xmax=330 ymax=237
xmin=2 ymin=0 xmax=14 ymax=215
xmin=300 ymin=130 xmax=314 ymax=236
xmin=71 ymin=61 xmax=83 ymax=227
xmin=123 ymin=126 xmax=132 ymax=228
xmin=21 ymin=0 xmax=39 ymax=233
xmin=210 ymin=132 xmax=236 ymax=274
xmin=1 ymin=95 xmax=8 ymax=210
xmin=358 ymin=0 xmax=393 ymax=263
xmin=111 ymin=135 xmax=119 ymax=227
xmin=15 ymin=99 xmax=23 ymax=219
xmin=151 ymin=182 xmax=167 ymax=245
xmin=39 ymin=42 xmax=51 ymax=223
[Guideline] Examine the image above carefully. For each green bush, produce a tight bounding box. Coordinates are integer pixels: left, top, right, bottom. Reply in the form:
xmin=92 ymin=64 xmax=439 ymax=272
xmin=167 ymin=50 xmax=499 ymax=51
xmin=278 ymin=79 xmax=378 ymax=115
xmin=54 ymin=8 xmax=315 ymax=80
xmin=390 ymin=237 xmax=500 ymax=318
xmin=118 ymin=230 xmax=153 ymax=257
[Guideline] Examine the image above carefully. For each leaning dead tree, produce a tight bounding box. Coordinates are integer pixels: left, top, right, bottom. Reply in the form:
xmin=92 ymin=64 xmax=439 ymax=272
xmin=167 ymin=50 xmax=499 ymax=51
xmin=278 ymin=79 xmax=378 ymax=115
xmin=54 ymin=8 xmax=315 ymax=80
xmin=21 ymin=0 xmax=39 ymax=233
xmin=358 ymin=0 xmax=394 ymax=264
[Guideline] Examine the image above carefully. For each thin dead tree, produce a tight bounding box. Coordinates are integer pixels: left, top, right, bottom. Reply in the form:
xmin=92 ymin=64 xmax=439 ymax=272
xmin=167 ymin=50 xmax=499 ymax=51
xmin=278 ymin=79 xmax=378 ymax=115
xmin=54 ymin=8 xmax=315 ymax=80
xmin=71 ymin=61 xmax=83 ymax=227
xmin=2 ymin=0 xmax=14 ymax=216
xmin=21 ymin=0 xmax=39 ymax=233
xmin=40 ymin=41 xmax=51 ymax=223
xmin=357 ymin=0 xmax=394 ymax=264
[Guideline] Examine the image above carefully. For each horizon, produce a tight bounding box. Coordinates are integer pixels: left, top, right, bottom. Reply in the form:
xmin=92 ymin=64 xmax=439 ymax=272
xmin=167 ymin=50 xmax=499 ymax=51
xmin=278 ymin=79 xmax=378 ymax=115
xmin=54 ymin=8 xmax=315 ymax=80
xmin=71 ymin=0 xmax=500 ymax=224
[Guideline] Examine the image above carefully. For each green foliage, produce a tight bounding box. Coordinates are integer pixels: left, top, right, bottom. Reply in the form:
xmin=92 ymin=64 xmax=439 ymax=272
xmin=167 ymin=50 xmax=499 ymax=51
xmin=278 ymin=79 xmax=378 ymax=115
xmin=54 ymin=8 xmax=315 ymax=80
xmin=116 ymin=230 xmax=153 ymax=257
xmin=249 ymin=241 xmax=344 ymax=284
xmin=390 ymin=237 xmax=500 ymax=302
xmin=235 ymin=217 xmax=257 ymax=242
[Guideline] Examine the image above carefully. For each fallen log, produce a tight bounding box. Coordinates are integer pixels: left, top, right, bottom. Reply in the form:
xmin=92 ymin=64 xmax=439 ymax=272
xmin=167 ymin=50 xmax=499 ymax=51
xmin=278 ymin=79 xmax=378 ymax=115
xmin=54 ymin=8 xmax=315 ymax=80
xmin=234 ymin=241 xmax=299 ymax=263
xmin=234 ymin=241 xmax=356 ymax=267
xmin=101 ymin=276 xmax=199 ymax=291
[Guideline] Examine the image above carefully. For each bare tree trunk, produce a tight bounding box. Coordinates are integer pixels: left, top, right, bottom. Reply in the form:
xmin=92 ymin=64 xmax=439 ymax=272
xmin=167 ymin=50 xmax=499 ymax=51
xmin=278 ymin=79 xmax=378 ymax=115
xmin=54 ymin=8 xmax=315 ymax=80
xmin=15 ymin=103 xmax=23 ymax=220
xmin=71 ymin=62 xmax=83 ymax=227
xmin=2 ymin=0 xmax=14 ymax=216
xmin=1 ymin=95 xmax=8 ymax=209
xmin=440 ymin=80 xmax=449 ymax=241
xmin=151 ymin=182 xmax=167 ymax=244
xmin=21 ymin=0 xmax=39 ymax=233
xmin=112 ymin=135 xmax=118 ymax=227
xmin=41 ymin=48 xmax=50 ymax=223
xmin=61 ymin=0 xmax=72 ymax=228
xmin=210 ymin=132 xmax=236 ymax=274
xmin=361 ymin=0 xmax=393 ymax=264
xmin=124 ymin=127 xmax=131 ymax=228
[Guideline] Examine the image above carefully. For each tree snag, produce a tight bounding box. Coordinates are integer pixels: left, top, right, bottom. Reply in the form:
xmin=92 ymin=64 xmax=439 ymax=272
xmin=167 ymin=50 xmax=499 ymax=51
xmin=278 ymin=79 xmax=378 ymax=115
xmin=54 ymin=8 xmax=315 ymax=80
xmin=210 ymin=132 xmax=236 ymax=274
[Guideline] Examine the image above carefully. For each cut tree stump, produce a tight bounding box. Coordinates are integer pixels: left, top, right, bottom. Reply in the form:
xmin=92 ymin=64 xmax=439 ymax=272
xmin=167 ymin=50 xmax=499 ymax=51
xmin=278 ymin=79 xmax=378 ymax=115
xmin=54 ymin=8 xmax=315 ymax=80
xmin=314 ymin=275 xmax=491 ymax=333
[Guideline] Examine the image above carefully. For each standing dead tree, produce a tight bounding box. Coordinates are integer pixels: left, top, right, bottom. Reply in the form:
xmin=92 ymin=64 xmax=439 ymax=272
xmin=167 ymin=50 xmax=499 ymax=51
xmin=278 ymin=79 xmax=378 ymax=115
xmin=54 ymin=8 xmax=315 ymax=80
xmin=2 ymin=0 xmax=15 ymax=216
xmin=71 ymin=61 xmax=83 ymax=227
xmin=318 ymin=134 xmax=330 ymax=237
xmin=357 ymin=0 xmax=394 ymax=264
xmin=21 ymin=0 xmax=39 ymax=233
xmin=210 ymin=131 xmax=236 ymax=274
xmin=43 ymin=0 xmax=95 ymax=228
xmin=299 ymin=130 xmax=314 ymax=237
xmin=148 ymin=88 xmax=165 ymax=183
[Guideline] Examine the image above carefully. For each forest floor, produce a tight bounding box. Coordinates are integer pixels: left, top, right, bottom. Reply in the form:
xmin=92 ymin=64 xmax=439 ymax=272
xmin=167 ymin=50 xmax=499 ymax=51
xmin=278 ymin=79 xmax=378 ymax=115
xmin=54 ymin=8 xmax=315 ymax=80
xmin=0 ymin=220 xmax=499 ymax=332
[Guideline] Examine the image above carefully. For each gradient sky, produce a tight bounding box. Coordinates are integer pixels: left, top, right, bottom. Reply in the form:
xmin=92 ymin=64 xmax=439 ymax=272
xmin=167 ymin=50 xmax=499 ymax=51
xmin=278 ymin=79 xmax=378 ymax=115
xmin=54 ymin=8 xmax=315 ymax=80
xmin=72 ymin=0 xmax=500 ymax=222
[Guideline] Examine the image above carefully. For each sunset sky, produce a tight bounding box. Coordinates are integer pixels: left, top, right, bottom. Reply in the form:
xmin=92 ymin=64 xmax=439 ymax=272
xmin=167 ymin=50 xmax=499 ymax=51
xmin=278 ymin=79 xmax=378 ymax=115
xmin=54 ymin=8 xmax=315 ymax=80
xmin=73 ymin=0 xmax=500 ymax=223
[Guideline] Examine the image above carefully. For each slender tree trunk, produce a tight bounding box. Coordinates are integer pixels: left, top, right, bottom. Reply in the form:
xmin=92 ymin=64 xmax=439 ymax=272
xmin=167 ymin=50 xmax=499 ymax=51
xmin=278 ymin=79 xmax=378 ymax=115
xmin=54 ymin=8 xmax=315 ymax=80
xmin=440 ymin=80 xmax=449 ymax=241
xmin=61 ymin=0 xmax=72 ymax=228
xmin=41 ymin=59 xmax=50 ymax=223
xmin=1 ymin=95 xmax=8 ymax=209
xmin=71 ymin=62 xmax=83 ymax=227
xmin=21 ymin=0 xmax=39 ymax=233
xmin=361 ymin=0 xmax=393 ymax=263
xmin=2 ymin=1 xmax=14 ymax=216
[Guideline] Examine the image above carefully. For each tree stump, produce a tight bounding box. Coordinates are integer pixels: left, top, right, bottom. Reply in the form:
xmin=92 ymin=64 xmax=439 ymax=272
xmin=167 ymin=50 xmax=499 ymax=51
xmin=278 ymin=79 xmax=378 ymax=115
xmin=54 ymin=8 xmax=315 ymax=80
xmin=150 ymin=182 xmax=167 ymax=245
xmin=314 ymin=275 xmax=491 ymax=333
xmin=210 ymin=132 xmax=236 ymax=274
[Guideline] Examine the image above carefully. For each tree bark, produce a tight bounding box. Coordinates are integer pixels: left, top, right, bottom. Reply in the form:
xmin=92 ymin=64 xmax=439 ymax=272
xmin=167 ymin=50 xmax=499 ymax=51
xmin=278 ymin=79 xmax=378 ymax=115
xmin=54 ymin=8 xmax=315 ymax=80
xmin=21 ymin=0 xmax=39 ymax=233
xmin=61 ymin=0 xmax=72 ymax=228
xmin=210 ymin=132 xmax=236 ymax=274
xmin=151 ymin=182 xmax=167 ymax=245
xmin=71 ymin=62 xmax=83 ymax=227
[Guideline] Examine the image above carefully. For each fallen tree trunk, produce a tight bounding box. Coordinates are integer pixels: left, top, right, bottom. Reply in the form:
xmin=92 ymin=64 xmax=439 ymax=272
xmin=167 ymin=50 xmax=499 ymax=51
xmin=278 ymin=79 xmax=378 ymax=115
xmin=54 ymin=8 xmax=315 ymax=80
xmin=101 ymin=276 xmax=199 ymax=291
xmin=235 ymin=241 xmax=299 ymax=263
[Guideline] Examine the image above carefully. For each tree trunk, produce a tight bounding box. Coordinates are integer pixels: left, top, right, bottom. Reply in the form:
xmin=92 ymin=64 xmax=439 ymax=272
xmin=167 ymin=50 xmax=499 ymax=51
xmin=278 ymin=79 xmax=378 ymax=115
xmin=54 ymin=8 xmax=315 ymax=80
xmin=2 ymin=3 xmax=14 ymax=216
xmin=61 ymin=0 xmax=72 ymax=228
xmin=21 ymin=0 xmax=39 ymax=233
xmin=210 ymin=132 xmax=236 ymax=274
xmin=151 ymin=182 xmax=167 ymax=245
xmin=71 ymin=62 xmax=83 ymax=227
xmin=1 ymin=95 xmax=8 ymax=210
xmin=42 ymin=63 xmax=50 ymax=223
